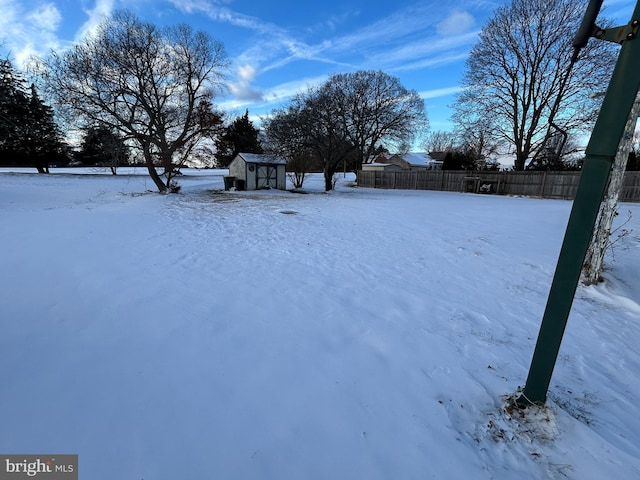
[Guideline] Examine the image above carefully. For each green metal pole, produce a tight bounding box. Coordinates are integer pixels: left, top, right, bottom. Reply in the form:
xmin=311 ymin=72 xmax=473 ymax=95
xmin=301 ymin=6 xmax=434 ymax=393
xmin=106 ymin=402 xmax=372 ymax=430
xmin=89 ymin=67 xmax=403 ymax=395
xmin=517 ymin=3 xmax=640 ymax=407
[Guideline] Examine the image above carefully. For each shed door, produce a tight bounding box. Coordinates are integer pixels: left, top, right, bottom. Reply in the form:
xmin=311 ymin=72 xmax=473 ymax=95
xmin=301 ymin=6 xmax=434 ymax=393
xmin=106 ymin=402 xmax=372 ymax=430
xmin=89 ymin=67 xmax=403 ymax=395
xmin=256 ymin=165 xmax=277 ymax=189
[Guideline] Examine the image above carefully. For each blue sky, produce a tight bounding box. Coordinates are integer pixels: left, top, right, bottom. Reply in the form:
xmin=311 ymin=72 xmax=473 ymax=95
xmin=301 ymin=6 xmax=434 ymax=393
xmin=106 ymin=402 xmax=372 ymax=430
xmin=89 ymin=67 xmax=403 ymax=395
xmin=0 ymin=0 xmax=636 ymax=134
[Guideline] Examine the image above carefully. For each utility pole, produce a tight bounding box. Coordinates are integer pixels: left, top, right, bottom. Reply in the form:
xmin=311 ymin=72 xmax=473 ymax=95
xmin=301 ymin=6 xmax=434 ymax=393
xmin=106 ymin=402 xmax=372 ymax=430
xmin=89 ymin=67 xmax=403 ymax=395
xmin=517 ymin=0 xmax=640 ymax=407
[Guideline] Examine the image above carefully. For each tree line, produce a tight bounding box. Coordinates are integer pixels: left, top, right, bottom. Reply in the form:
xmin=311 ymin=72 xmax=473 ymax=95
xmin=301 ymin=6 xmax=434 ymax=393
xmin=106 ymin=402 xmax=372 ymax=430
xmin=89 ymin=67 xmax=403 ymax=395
xmin=1 ymin=0 xmax=634 ymax=192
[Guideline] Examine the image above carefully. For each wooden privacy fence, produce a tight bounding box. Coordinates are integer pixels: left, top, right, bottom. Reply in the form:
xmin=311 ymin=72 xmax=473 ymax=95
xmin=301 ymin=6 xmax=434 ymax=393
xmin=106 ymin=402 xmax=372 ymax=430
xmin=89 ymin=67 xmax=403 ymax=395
xmin=357 ymin=170 xmax=640 ymax=203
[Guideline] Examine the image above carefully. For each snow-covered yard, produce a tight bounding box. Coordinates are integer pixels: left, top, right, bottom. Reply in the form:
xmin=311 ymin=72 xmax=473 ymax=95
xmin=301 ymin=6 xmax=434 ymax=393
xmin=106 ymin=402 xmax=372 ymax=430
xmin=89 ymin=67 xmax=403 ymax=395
xmin=1 ymin=168 xmax=639 ymax=479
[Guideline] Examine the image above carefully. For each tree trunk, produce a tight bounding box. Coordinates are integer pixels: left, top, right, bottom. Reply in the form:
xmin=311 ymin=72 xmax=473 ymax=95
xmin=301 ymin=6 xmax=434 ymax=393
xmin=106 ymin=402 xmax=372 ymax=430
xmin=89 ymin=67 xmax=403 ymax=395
xmin=144 ymin=156 xmax=167 ymax=193
xmin=147 ymin=165 xmax=167 ymax=192
xmin=140 ymin=145 xmax=168 ymax=193
xmin=324 ymin=169 xmax=333 ymax=191
xmin=514 ymin=155 xmax=526 ymax=171
xmin=583 ymin=93 xmax=640 ymax=285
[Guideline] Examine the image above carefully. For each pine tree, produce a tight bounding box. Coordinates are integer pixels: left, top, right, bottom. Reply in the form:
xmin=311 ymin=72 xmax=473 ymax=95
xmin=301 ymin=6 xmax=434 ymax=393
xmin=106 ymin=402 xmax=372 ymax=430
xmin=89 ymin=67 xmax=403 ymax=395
xmin=25 ymin=84 xmax=66 ymax=172
xmin=214 ymin=110 xmax=263 ymax=167
xmin=78 ymin=125 xmax=130 ymax=173
xmin=0 ymin=59 xmax=65 ymax=171
xmin=0 ymin=59 xmax=30 ymax=165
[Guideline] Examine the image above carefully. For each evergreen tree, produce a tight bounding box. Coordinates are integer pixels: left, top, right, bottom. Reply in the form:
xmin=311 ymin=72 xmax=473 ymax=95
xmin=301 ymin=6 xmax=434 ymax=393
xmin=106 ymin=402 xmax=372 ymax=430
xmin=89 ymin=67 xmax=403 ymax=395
xmin=214 ymin=109 xmax=263 ymax=167
xmin=0 ymin=59 xmax=65 ymax=172
xmin=78 ymin=125 xmax=130 ymax=173
xmin=0 ymin=59 xmax=30 ymax=165
xmin=442 ymin=150 xmax=477 ymax=171
xmin=24 ymin=84 xmax=66 ymax=172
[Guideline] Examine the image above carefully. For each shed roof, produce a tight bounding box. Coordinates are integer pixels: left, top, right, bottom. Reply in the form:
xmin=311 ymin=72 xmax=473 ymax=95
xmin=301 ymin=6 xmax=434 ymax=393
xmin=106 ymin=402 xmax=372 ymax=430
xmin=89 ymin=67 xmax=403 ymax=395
xmin=236 ymin=153 xmax=287 ymax=165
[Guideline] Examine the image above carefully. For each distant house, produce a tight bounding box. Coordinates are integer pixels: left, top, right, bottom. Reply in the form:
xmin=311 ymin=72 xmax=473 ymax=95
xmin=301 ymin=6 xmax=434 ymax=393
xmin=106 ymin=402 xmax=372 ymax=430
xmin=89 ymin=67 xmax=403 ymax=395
xmin=372 ymin=152 xmax=443 ymax=170
xmin=361 ymin=163 xmax=403 ymax=172
xmin=427 ymin=151 xmax=447 ymax=170
xmin=228 ymin=153 xmax=287 ymax=190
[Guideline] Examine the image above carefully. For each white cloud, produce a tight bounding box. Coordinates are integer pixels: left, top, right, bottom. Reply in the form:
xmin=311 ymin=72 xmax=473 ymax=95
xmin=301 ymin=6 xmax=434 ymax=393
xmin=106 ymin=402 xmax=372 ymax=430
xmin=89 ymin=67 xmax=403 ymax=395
xmin=290 ymin=3 xmax=476 ymax=75
xmin=249 ymin=4 xmax=477 ymax=76
xmin=0 ymin=0 xmax=19 ymax=30
xmin=324 ymin=11 xmax=354 ymax=31
xmin=418 ymin=86 xmax=465 ymax=100
xmin=168 ymin=0 xmax=345 ymax=74
xmin=28 ymin=2 xmax=62 ymax=30
xmin=169 ymin=0 xmax=271 ymax=34
xmin=13 ymin=45 xmax=39 ymax=69
xmin=392 ymin=52 xmax=470 ymax=72
xmin=228 ymin=64 xmax=263 ymax=101
xmin=0 ymin=0 xmax=63 ymax=67
xmin=75 ymin=0 xmax=116 ymax=41
xmin=437 ymin=10 xmax=475 ymax=37
xmin=219 ymin=74 xmax=327 ymax=113
xmin=369 ymin=30 xmax=478 ymax=73
xmin=171 ymin=1 xmax=465 ymax=80
xmin=237 ymin=64 xmax=256 ymax=82
xmin=168 ymin=0 xmax=212 ymax=14
xmin=262 ymin=75 xmax=327 ymax=104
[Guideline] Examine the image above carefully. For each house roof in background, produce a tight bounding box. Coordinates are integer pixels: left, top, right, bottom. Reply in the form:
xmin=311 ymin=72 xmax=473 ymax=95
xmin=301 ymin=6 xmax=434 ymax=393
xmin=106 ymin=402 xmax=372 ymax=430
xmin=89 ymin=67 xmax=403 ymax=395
xmin=400 ymin=153 xmax=432 ymax=167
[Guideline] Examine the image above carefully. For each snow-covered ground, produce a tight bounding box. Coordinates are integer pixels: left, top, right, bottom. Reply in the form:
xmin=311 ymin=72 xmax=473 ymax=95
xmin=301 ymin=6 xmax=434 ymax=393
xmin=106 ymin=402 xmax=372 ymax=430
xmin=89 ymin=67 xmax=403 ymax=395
xmin=1 ymin=167 xmax=639 ymax=479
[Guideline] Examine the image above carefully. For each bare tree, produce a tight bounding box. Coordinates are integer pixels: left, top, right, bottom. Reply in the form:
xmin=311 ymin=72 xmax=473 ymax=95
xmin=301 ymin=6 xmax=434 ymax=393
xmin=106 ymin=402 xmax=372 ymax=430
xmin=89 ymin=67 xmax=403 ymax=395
xmin=454 ymin=113 xmax=501 ymax=161
xmin=453 ymin=0 xmax=615 ymax=170
xmin=326 ymin=71 xmax=428 ymax=170
xmin=422 ymin=130 xmax=456 ymax=154
xmin=33 ymin=11 xmax=227 ymax=192
xmin=264 ymin=70 xmax=427 ymax=191
xmin=285 ymin=153 xmax=311 ymax=189
xmin=525 ymin=132 xmax=583 ymax=170
xmin=262 ymin=107 xmax=318 ymax=190
xmin=264 ymin=88 xmax=357 ymax=192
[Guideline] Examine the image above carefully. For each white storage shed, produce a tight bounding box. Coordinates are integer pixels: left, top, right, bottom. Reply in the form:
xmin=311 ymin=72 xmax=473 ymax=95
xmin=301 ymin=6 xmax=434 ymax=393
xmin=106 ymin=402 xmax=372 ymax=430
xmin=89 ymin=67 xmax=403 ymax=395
xmin=228 ymin=153 xmax=287 ymax=190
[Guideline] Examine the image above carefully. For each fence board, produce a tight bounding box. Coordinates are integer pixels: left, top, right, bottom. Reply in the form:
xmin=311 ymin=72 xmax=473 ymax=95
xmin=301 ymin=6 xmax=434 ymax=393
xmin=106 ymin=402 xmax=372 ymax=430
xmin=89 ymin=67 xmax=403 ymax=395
xmin=356 ymin=170 xmax=640 ymax=203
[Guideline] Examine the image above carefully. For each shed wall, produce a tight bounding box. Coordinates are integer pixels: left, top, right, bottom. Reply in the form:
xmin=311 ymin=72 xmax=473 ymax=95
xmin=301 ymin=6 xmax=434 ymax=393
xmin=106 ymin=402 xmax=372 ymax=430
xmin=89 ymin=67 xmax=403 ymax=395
xmin=228 ymin=159 xmax=246 ymax=181
xmin=246 ymin=163 xmax=257 ymax=189
xmin=276 ymin=164 xmax=286 ymax=189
